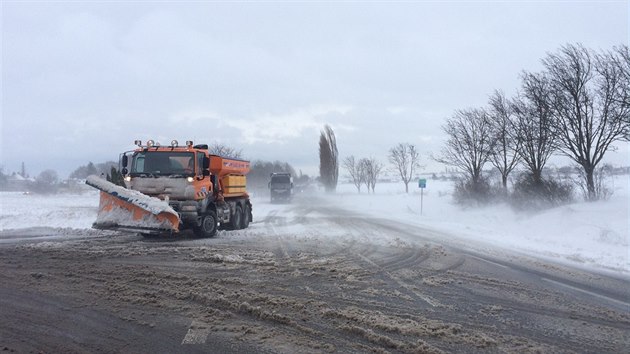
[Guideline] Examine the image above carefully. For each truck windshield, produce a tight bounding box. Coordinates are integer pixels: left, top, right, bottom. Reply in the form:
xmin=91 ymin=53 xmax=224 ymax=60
xmin=271 ymin=176 xmax=291 ymax=184
xmin=131 ymin=152 xmax=195 ymax=177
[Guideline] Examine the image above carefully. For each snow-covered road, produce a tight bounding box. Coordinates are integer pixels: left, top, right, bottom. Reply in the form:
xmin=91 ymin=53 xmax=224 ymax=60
xmin=1 ymin=188 xmax=629 ymax=353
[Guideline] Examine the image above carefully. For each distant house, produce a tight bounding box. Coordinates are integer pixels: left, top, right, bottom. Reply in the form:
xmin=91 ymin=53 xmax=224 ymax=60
xmin=4 ymin=173 xmax=34 ymax=191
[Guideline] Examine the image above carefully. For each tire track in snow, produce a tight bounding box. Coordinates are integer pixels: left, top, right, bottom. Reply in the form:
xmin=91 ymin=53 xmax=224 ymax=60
xmin=354 ymin=252 xmax=443 ymax=308
xmin=381 ymin=247 xmax=431 ymax=271
xmin=311 ymin=212 xmax=443 ymax=308
xmin=261 ymin=207 xmax=299 ymax=275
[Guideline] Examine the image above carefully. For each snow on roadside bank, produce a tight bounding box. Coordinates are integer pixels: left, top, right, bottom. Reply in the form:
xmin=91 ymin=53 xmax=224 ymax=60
xmin=327 ymin=178 xmax=630 ymax=274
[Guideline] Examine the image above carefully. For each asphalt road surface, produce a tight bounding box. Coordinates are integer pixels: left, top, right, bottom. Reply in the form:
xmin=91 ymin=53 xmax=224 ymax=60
xmin=1 ymin=196 xmax=629 ymax=353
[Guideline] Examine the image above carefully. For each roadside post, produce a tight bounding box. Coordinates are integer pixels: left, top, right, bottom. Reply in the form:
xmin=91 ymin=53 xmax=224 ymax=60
xmin=418 ymin=178 xmax=427 ymax=215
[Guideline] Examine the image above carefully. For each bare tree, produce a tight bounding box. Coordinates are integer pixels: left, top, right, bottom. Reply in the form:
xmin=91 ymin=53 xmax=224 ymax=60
xmin=435 ymin=108 xmax=495 ymax=186
xmin=364 ymin=157 xmax=384 ymax=193
xmin=574 ymin=164 xmax=613 ymax=202
xmin=208 ymin=142 xmax=243 ymax=159
xmin=389 ymin=143 xmax=420 ymax=193
xmin=358 ymin=158 xmax=370 ymax=192
xmin=37 ymin=169 xmax=59 ymax=185
xmin=343 ymin=155 xmax=365 ymax=193
xmin=512 ymin=72 xmax=556 ymax=184
xmin=543 ymin=44 xmax=630 ymax=200
xmin=345 ymin=156 xmax=383 ymax=194
xmin=31 ymin=169 xmax=59 ymax=194
xmin=614 ymin=45 xmax=630 ymax=121
xmin=319 ymin=125 xmax=339 ymax=193
xmin=488 ymin=90 xmax=521 ymax=191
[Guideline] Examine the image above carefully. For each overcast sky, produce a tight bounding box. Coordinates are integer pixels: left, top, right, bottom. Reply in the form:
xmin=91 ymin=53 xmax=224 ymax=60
xmin=1 ymin=1 xmax=628 ymax=178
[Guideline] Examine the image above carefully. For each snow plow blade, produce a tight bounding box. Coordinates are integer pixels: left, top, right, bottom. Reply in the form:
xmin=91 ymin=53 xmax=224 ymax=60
xmin=86 ymin=175 xmax=180 ymax=234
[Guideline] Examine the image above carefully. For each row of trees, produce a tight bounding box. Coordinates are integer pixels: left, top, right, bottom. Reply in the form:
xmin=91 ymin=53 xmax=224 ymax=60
xmin=342 ymin=156 xmax=383 ymax=193
xmin=342 ymin=143 xmax=422 ymax=194
xmin=318 ymin=121 xmax=423 ymax=194
xmin=69 ymin=161 xmax=118 ymax=179
xmin=248 ymin=160 xmax=296 ymax=191
xmin=318 ymin=44 xmax=627 ymax=206
xmin=436 ymin=43 xmax=629 ymax=202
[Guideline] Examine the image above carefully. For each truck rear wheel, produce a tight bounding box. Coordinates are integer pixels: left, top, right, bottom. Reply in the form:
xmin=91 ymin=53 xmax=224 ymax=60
xmin=230 ymin=205 xmax=243 ymax=230
xmin=241 ymin=204 xmax=250 ymax=229
xmin=194 ymin=211 xmax=217 ymax=238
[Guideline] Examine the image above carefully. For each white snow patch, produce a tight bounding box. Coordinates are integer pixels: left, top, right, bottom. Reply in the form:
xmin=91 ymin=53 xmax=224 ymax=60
xmin=327 ymin=177 xmax=630 ymax=274
xmin=0 ymin=191 xmax=99 ymax=230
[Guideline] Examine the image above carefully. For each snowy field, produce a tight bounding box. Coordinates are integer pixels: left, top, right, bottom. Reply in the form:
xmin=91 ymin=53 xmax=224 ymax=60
xmin=0 ymin=176 xmax=628 ymax=274
xmin=0 ymin=190 xmax=100 ymax=230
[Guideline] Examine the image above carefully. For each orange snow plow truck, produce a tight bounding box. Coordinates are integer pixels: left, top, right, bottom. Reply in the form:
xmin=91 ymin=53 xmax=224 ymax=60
xmin=86 ymin=139 xmax=252 ymax=237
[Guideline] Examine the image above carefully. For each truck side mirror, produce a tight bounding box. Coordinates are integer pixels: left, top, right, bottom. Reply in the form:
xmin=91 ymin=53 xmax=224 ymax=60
xmin=122 ymin=155 xmax=128 ymax=167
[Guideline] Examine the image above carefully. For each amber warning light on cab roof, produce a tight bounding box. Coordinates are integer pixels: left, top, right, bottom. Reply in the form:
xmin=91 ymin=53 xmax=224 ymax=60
xmin=133 ymin=139 xmax=194 ymax=148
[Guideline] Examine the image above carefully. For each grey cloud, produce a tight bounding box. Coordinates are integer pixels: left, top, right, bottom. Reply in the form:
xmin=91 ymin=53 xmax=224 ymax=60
xmin=1 ymin=2 xmax=627 ymax=177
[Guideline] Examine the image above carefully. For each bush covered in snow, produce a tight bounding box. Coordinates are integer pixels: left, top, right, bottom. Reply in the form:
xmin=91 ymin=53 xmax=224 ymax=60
xmin=510 ymin=172 xmax=574 ymax=210
xmin=452 ymin=177 xmax=493 ymax=206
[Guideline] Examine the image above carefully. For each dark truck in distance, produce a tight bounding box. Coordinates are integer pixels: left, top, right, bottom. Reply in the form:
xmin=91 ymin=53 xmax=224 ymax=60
xmin=269 ymin=173 xmax=293 ymax=203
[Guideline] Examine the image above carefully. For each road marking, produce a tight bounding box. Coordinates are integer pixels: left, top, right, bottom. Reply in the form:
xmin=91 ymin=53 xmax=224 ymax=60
xmin=542 ymin=278 xmax=630 ymax=308
xmin=467 ymin=255 xmax=510 ymax=269
xmin=182 ymin=320 xmax=210 ymax=345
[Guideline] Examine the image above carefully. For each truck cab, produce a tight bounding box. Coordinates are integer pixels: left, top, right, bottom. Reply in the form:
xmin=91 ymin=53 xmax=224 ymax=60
xmin=268 ymin=173 xmax=293 ymax=203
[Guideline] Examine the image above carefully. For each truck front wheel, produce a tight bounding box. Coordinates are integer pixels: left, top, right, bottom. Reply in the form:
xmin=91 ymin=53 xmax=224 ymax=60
xmin=195 ymin=211 xmax=217 ymax=238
